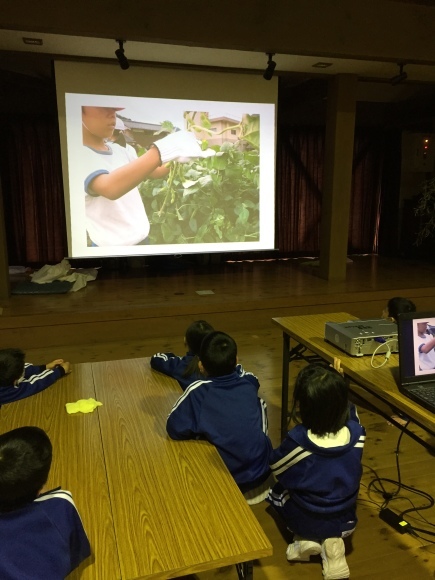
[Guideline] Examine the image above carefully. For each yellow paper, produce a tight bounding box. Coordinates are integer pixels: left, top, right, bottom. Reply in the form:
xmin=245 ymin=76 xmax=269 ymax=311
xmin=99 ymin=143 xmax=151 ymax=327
xmin=65 ymin=398 xmax=103 ymax=414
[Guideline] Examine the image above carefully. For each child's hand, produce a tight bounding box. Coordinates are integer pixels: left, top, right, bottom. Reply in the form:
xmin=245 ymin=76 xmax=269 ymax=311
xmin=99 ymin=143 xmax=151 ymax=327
xmin=154 ymin=131 xmax=216 ymax=164
xmin=331 ymin=357 xmax=344 ymax=376
xmin=47 ymin=359 xmax=71 ymax=374
xmin=46 ymin=359 xmax=64 ymax=369
xmin=60 ymin=362 xmax=71 ymax=374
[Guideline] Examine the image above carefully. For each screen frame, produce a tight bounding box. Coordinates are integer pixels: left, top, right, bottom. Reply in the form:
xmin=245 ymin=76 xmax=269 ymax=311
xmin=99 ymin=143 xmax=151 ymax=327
xmin=55 ymin=61 xmax=278 ymax=259
xmin=398 ymin=310 xmax=435 ymax=383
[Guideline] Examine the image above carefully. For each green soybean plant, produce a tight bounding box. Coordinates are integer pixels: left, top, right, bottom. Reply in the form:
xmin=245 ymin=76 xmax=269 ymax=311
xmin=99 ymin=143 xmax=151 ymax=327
xmin=139 ymin=114 xmax=260 ymax=245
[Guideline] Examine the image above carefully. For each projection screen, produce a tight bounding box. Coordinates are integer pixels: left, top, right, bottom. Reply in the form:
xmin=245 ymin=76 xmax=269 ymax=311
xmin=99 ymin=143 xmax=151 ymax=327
xmin=55 ymin=61 xmax=277 ymax=258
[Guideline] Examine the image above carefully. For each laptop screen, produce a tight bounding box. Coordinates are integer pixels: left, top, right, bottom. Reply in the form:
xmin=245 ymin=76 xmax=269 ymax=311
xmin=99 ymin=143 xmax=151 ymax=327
xmin=398 ymin=310 xmax=435 ymax=385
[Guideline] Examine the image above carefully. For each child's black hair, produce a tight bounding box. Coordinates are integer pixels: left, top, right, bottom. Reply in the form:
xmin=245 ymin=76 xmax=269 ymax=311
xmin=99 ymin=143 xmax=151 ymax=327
xmin=0 ymin=426 xmax=52 ymax=513
xmin=185 ymin=320 xmax=214 ymax=355
xmin=199 ymin=331 xmax=237 ymax=377
xmin=290 ymin=363 xmax=349 ymax=436
xmin=0 ymin=348 xmax=26 ymax=388
xmin=182 ymin=320 xmax=214 ymax=378
xmin=387 ymin=297 xmax=416 ymax=322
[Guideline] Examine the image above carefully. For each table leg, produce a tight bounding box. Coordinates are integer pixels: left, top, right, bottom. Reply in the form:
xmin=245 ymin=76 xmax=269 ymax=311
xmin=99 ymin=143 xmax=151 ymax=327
xmin=236 ymin=560 xmax=253 ymax=579
xmin=281 ymin=332 xmax=290 ymax=439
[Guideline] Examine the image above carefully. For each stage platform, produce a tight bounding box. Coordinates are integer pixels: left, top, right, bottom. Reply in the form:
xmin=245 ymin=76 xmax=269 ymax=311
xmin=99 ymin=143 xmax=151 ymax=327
xmin=1 ymin=254 xmax=435 ymax=353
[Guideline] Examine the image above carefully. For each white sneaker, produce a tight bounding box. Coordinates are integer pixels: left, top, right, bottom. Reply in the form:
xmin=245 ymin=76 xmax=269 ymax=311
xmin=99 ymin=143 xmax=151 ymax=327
xmin=286 ymin=539 xmax=322 ymax=561
xmin=321 ymin=538 xmax=350 ymax=579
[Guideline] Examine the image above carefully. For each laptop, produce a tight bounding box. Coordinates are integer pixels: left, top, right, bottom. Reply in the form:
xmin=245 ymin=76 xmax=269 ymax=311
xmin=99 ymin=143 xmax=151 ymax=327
xmin=397 ymin=310 xmax=435 ymax=414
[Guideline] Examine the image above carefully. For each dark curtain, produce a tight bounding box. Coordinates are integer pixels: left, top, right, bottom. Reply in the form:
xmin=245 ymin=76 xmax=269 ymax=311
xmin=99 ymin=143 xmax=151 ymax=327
xmin=377 ymin=128 xmax=403 ymax=256
xmin=0 ymin=116 xmax=401 ymax=264
xmin=0 ymin=117 xmax=67 ymax=264
xmin=349 ymin=128 xmax=385 ymax=254
xmin=276 ymin=126 xmax=324 ymax=254
xmin=276 ymin=125 xmax=402 ymax=256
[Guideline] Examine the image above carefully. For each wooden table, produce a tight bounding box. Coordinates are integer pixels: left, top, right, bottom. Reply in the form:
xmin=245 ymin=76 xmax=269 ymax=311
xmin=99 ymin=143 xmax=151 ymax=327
xmin=273 ymin=312 xmax=435 ymax=442
xmin=0 ymin=358 xmax=272 ymax=580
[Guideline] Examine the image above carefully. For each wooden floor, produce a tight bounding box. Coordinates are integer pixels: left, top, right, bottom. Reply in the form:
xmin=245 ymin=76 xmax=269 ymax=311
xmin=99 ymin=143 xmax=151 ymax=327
xmin=2 ymin=253 xmax=435 ymax=579
xmin=3 ymin=253 xmax=435 ymax=356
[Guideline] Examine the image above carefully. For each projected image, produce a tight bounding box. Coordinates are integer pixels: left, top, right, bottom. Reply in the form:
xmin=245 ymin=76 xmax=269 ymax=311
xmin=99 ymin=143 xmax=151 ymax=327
xmin=64 ymin=93 xmax=275 ymax=258
xmin=413 ymin=318 xmax=435 ymax=373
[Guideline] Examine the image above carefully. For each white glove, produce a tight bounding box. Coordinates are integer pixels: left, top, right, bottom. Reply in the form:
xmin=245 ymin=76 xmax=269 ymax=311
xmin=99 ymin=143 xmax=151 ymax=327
xmin=154 ymin=131 xmax=215 ymax=164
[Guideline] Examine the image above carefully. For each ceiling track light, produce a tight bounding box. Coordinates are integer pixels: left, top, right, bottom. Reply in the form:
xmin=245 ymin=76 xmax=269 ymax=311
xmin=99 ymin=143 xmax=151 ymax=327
xmin=115 ymin=39 xmax=130 ymax=70
xmin=391 ymin=63 xmax=407 ymax=86
xmin=263 ymin=52 xmax=276 ymax=81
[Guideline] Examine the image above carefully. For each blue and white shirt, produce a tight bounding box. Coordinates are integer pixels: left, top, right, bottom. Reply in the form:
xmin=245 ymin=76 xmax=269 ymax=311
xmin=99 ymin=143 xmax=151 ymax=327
xmin=0 ymin=363 xmax=65 ymax=405
xmin=166 ymin=368 xmax=271 ymax=486
xmin=0 ymin=488 xmax=91 ymax=579
xmin=268 ymin=405 xmax=365 ymax=515
xmin=150 ymin=351 xmax=201 ymax=391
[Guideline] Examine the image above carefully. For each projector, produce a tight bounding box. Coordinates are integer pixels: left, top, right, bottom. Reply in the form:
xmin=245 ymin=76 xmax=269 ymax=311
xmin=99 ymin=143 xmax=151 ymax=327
xmin=324 ymin=319 xmax=398 ymax=357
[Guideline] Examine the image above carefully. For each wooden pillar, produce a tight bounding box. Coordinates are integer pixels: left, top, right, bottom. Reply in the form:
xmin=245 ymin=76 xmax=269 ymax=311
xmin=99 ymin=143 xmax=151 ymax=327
xmin=0 ymin=178 xmax=10 ymax=301
xmin=318 ymin=74 xmax=357 ymax=281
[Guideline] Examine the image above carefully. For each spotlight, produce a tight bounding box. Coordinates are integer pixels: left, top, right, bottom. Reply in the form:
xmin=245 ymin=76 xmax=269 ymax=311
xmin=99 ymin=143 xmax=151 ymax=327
xmin=391 ymin=63 xmax=407 ymax=86
xmin=263 ymin=53 xmax=276 ymax=81
xmin=115 ymin=39 xmax=130 ymax=70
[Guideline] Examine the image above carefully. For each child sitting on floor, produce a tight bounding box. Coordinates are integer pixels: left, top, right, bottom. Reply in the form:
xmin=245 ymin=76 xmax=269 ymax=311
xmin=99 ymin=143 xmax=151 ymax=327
xmin=0 ymin=426 xmax=91 ymax=578
xmin=0 ymin=348 xmax=71 ymax=405
xmin=166 ymin=330 xmax=273 ymax=503
xmin=150 ymin=320 xmax=214 ymax=390
xmin=267 ymin=359 xmax=365 ymax=580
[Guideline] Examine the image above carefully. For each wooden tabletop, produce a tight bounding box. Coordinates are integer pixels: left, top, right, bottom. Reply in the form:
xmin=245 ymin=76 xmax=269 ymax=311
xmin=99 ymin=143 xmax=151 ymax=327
xmin=0 ymin=358 xmax=272 ymax=580
xmin=92 ymin=358 xmax=272 ymax=579
xmin=273 ymin=312 xmax=435 ymax=435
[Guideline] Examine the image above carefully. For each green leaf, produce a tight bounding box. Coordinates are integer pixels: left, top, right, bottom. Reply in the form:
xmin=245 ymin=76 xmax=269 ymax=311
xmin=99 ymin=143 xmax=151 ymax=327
xmin=198 ymin=175 xmax=213 ymax=187
xmin=162 ymin=222 xmax=175 ymax=243
xmin=182 ymin=180 xmax=199 ymax=189
xmin=210 ymin=155 xmax=227 ymax=171
xmin=189 ymin=217 xmax=198 ymax=232
xmin=183 ymin=186 xmax=199 ymax=197
xmin=220 ymin=142 xmax=233 ymax=153
xmin=199 ymin=204 xmax=213 ymax=215
xmin=200 ymin=113 xmax=212 ymax=129
xmin=184 ymin=168 xmax=202 ymax=180
xmin=236 ymin=206 xmax=249 ymax=225
xmin=244 ymin=152 xmax=260 ymax=164
xmin=213 ymin=224 xmax=223 ymax=239
xmin=224 ymin=165 xmax=243 ymax=179
xmin=154 ymin=120 xmax=175 ymax=135
xmin=152 ymin=211 xmax=165 ymax=224
xmin=195 ymin=224 xmax=209 ymax=242
xmin=240 ymin=114 xmax=260 ymax=149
